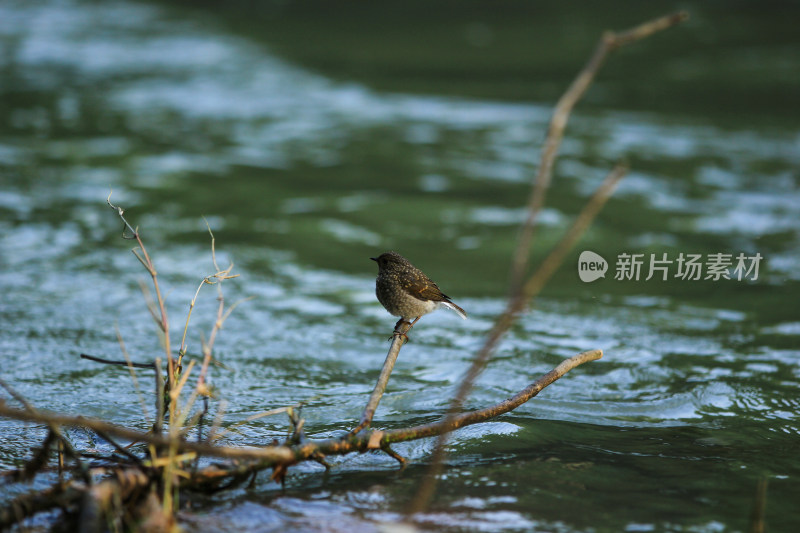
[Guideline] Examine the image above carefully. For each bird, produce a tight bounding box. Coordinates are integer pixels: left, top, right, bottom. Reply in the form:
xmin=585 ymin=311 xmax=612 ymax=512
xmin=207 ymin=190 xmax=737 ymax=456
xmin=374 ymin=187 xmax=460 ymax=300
xmin=371 ymin=251 xmax=467 ymax=334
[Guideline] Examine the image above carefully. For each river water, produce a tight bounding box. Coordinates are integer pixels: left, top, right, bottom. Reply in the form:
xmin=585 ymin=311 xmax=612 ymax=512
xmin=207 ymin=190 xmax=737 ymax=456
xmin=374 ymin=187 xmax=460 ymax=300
xmin=1 ymin=1 xmax=799 ymax=531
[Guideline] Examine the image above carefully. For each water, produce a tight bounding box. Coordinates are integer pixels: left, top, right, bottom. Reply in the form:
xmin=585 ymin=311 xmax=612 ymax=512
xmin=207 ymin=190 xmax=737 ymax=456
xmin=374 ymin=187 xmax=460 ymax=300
xmin=1 ymin=1 xmax=799 ymax=531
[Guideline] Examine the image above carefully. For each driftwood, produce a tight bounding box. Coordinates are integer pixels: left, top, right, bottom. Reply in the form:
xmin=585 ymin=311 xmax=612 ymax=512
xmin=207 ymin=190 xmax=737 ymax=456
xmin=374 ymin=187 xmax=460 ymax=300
xmin=0 ymin=10 xmax=687 ymax=531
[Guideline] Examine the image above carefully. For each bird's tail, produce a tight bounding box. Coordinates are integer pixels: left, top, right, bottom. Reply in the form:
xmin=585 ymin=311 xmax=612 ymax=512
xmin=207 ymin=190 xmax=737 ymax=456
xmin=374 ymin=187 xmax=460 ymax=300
xmin=441 ymin=301 xmax=468 ymax=320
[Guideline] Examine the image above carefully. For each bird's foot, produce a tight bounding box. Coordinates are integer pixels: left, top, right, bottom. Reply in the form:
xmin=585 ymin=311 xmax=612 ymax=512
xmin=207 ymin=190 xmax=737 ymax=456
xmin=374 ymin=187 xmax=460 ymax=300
xmin=389 ymin=318 xmax=416 ymax=344
xmin=390 ymin=331 xmax=410 ymax=344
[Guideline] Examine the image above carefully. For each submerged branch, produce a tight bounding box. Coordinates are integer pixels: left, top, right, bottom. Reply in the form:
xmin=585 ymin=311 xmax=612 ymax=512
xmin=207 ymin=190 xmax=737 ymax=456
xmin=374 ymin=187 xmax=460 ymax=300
xmin=1 ymin=349 xmax=599 ymax=527
xmin=0 ymin=350 xmax=598 ymax=470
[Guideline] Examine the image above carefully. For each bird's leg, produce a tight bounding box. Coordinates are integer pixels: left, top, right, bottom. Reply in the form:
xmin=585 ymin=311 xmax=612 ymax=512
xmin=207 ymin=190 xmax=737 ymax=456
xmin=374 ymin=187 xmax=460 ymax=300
xmin=390 ymin=318 xmax=409 ymax=342
xmin=390 ymin=317 xmax=417 ymax=343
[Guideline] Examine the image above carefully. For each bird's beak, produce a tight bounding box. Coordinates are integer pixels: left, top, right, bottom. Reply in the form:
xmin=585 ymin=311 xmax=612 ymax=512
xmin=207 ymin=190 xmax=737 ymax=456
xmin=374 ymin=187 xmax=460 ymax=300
xmin=370 ymin=257 xmax=378 ymax=262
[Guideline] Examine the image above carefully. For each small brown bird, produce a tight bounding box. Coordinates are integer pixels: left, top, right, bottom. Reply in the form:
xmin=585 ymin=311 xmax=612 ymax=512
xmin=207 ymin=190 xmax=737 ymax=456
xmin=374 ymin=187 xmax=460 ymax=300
xmin=372 ymin=251 xmax=467 ymax=330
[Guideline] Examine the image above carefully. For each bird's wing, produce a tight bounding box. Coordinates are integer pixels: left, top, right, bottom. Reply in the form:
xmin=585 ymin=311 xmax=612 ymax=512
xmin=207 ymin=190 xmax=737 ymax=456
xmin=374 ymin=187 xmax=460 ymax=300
xmin=407 ymin=272 xmax=450 ymax=302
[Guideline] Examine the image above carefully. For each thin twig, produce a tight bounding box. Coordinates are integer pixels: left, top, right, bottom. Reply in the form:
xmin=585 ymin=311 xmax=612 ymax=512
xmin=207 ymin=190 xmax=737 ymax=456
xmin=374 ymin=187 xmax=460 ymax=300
xmin=408 ymin=11 xmax=688 ymax=515
xmin=179 ymin=222 xmax=241 ymax=400
xmin=91 ymin=427 xmax=145 ymax=466
xmin=0 ymin=378 xmax=89 ymax=482
xmin=408 ymin=164 xmax=625 ymax=515
xmin=386 ymin=349 xmax=602 ymax=443
xmin=7 ymin=430 xmax=58 ymax=482
xmin=154 ymin=357 xmax=164 ymax=436
xmin=380 ymin=443 xmax=406 ymax=466
xmin=196 ymin=284 xmax=224 ymax=391
xmin=107 ymin=193 xmax=170 ymax=345
xmin=107 ymin=192 xmax=174 ymax=386
xmin=522 ymin=163 xmax=627 ymax=299
xmin=177 ymin=264 xmax=238 ymax=365
xmin=351 ymin=320 xmax=413 ymax=434
xmin=0 ymin=377 xmax=36 ymax=411
xmin=80 ymin=353 xmax=156 ymax=369
xmin=508 ymin=11 xmax=688 ymax=290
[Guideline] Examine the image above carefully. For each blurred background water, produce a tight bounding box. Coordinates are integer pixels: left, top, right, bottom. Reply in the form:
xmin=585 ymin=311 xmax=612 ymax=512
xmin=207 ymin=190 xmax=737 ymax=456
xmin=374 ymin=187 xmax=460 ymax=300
xmin=1 ymin=0 xmax=799 ymax=531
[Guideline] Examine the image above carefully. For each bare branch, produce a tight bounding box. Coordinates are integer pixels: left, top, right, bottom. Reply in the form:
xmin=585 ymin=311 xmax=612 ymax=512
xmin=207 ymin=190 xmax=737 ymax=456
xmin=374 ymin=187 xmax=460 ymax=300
xmin=386 ymin=349 xmax=602 ymax=443
xmin=79 ymin=353 xmax=156 ymax=369
xmin=411 ymin=10 xmax=688 ymax=515
xmin=0 ymin=350 xmax=598 ymax=465
xmin=407 ymin=160 xmax=625 ymax=516
xmin=350 ymin=320 xmax=413 ymax=434
xmin=0 ymin=348 xmax=598 ymax=528
xmin=108 ymin=191 xmax=172 ymax=372
xmin=508 ymin=11 xmax=688 ymax=289
xmin=0 ymin=403 xmax=295 ymax=462
xmin=0 ymin=378 xmax=88 ymax=481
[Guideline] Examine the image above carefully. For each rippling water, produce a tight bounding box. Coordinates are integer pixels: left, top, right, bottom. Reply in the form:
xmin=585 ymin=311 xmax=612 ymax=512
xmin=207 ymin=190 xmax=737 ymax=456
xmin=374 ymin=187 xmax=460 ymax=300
xmin=1 ymin=1 xmax=799 ymax=531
